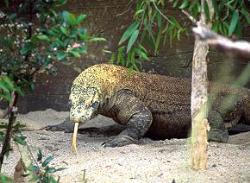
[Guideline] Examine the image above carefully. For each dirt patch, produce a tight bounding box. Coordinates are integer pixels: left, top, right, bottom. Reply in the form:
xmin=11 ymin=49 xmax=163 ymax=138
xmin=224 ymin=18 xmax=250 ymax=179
xmin=1 ymin=109 xmax=250 ymax=183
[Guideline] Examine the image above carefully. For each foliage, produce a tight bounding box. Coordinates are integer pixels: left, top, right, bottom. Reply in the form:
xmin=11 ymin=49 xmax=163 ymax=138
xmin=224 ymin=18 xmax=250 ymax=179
xmin=111 ymin=0 xmax=185 ymax=69
xmin=172 ymin=0 xmax=250 ymax=36
xmin=112 ymin=0 xmax=250 ymax=70
xmin=0 ymin=0 xmax=103 ymax=91
xmin=0 ymin=174 xmax=12 ymax=183
xmin=28 ymin=149 xmax=65 ymax=183
xmin=0 ymin=0 xmax=102 ymax=181
xmin=0 ymin=76 xmax=23 ymax=102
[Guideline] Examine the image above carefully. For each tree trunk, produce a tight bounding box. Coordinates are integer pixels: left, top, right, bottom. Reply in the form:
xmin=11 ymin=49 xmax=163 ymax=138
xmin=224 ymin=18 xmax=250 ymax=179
xmin=190 ymin=35 xmax=210 ymax=170
xmin=190 ymin=0 xmax=213 ymax=170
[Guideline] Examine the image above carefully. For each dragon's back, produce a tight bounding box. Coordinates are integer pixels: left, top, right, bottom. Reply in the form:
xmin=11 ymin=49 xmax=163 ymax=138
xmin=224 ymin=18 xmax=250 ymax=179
xmin=73 ymin=64 xmax=250 ymax=139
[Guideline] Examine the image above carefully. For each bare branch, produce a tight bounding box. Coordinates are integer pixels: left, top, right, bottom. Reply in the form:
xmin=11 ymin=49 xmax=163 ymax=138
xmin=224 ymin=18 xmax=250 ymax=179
xmin=200 ymin=0 xmax=206 ymax=23
xmin=205 ymin=0 xmax=214 ymax=26
xmin=152 ymin=1 xmax=173 ymax=24
xmin=181 ymin=10 xmax=197 ymax=24
xmin=193 ymin=25 xmax=250 ymax=60
xmin=116 ymin=1 xmax=134 ymax=17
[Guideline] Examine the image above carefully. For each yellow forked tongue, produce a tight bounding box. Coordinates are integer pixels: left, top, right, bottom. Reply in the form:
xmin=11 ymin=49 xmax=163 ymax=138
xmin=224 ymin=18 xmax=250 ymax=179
xmin=72 ymin=122 xmax=79 ymax=154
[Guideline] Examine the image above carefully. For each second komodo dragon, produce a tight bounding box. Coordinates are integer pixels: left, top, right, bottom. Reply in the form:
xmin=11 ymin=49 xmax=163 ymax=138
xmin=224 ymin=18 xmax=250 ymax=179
xmin=47 ymin=64 xmax=250 ymax=147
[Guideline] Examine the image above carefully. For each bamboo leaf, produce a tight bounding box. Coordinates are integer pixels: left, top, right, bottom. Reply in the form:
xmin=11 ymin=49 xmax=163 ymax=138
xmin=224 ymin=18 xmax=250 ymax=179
xmin=228 ymin=10 xmax=239 ymax=36
xmin=135 ymin=9 xmax=144 ymax=17
xmin=119 ymin=22 xmax=140 ymax=45
xmin=241 ymin=8 xmax=250 ymax=24
xmin=179 ymin=0 xmax=189 ymax=9
xmin=173 ymin=0 xmax=180 ymax=8
xmin=154 ymin=29 xmax=162 ymax=55
xmin=108 ymin=53 xmax=116 ymax=64
xmin=76 ymin=14 xmax=87 ymax=24
xmin=127 ymin=30 xmax=139 ymax=53
xmin=89 ymin=37 xmax=106 ymax=42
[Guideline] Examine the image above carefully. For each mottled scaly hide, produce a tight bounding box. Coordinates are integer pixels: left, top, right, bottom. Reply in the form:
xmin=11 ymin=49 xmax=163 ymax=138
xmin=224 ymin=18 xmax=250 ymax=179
xmin=70 ymin=64 xmax=250 ymax=140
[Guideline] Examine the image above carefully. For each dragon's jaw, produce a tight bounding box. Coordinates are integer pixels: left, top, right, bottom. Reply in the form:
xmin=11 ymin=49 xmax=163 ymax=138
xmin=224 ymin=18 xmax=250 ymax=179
xmin=70 ymin=110 xmax=97 ymax=153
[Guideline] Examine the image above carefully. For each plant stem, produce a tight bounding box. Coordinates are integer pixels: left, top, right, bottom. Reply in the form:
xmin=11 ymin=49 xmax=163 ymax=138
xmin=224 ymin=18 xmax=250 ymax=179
xmin=0 ymin=92 xmax=18 ymax=172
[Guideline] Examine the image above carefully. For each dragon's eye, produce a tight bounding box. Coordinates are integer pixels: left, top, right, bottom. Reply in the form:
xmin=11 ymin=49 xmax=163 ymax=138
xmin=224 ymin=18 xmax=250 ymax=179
xmin=90 ymin=101 xmax=99 ymax=109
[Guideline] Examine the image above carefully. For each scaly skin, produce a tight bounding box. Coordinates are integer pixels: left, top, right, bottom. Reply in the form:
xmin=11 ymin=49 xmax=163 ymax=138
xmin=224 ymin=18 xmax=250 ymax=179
xmin=53 ymin=64 xmax=250 ymax=147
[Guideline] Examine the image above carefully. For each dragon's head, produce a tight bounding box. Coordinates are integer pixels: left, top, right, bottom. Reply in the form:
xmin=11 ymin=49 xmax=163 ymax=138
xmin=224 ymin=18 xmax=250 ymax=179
xmin=69 ymin=85 xmax=101 ymax=153
xmin=69 ymin=86 xmax=100 ymax=124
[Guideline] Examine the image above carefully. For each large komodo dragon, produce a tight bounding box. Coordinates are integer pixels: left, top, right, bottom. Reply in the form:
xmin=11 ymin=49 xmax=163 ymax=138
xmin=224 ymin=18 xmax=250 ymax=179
xmin=47 ymin=64 xmax=250 ymax=148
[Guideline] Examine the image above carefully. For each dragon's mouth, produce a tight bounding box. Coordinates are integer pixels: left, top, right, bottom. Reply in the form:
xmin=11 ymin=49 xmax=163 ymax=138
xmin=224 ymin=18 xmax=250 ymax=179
xmin=72 ymin=122 xmax=79 ymax=153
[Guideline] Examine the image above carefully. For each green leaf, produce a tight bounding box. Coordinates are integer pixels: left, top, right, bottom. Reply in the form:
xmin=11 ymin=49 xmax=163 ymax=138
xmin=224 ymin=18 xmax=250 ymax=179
xmin=15 ymin=87 xmax=24 ymax=96
xmin=117 ymin=46 xmax=125 ymax=66
xmin=179 ymin=0 xmax=189 ymax=9
xmin=204 ymin=1 xmax=210 ymax=22
xmin=135 ymin=48 xmax=149 ymax=61
xmin=69 ymin=50 xmax=81 ymax=57
xmin=0 ymin=93 xmax=11 ymax=102
xmin=42 ymin=156 xmax=54 ymax=167
xmin=156 ymin=12 xmax=162 ymax=28
xmin=228 ymin=10 xmax=239 ymax=36
xmin=135 ymin=9 xmax=144 ymax=17
xmin=37 ymin=149 xmax=43 ymax=162
xmin=60 ymin=27 xmax=68 ymax=35
xmin=173 ymin=0 xmax=180 ymax=8
xmin=154 ymin=27 xmax=162 ymax=55
xmin=119 ymin=22 xmax=140 ymax=45
xmin=89 ymin=37 xmax=106 ymax=42
xmin=36 ymin=34 xmax=50 ymax=42
xmin=20 ymin=42 xmax=33 ymax=55
xmin=58 ymin=0 xmax=67 ymax=5
xmin=56 ymin=51 xmax=66 ymax=61
xmin=62 ymin=11 xmax=77 ymax=25
xmin=109 ymin=53 xmax=116 ymax=64
xmin=13 ymin=135 xmax=27 ymax=145
xmin=46 ymin=167 xmax=57 ymax=173
xmin=29 ymin=165 xmax=39 ymax=172
xmin=127 ymin=30 xmax=139 ymax=53
xmin=0 ymin=82 xmax=10 ymax=93
xmin=212 ymin=0 xmax=219 ymax=16
xmin=241 ymin=8 xmax=250 ymax=24
xmin=0 ymin=174 xmax=13 ymax=183
xmin=76 ymin=14 xmax=87 ymax=24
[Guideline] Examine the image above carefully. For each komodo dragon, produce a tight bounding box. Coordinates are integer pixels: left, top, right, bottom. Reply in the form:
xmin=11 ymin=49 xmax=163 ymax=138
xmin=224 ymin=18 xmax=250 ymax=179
xmin=46 ymin=64 xmax=250 ymax=148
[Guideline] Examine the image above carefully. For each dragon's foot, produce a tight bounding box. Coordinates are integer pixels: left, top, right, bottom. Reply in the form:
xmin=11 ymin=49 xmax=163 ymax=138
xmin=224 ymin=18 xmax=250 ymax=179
xmin=102 ymin=135 xmax=138 ymax=147
xmin=43 ymin=118 xmax=74 ymax=133
xmin=208 ymin=129 xmax=229 ymax=143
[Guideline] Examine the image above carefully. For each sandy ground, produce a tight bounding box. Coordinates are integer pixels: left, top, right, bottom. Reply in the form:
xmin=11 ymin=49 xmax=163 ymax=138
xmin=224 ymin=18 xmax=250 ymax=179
xmin=1 ymin=109 xmax=250 ymax=183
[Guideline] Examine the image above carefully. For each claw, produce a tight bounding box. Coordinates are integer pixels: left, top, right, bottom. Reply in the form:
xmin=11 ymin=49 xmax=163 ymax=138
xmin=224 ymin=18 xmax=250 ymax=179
xmin=72 ymin=123 xmax=79 ymax=154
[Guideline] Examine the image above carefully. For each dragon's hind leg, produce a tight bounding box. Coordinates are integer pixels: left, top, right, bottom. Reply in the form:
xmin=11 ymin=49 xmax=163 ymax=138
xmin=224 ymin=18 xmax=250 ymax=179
xmin=208 ymin=110 xmax=229 ymax=142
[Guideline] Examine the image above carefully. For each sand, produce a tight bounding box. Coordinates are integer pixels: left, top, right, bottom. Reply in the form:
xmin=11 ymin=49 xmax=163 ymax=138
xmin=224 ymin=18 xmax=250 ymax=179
xmin=1 ymin=109 xmax=250 ymax=183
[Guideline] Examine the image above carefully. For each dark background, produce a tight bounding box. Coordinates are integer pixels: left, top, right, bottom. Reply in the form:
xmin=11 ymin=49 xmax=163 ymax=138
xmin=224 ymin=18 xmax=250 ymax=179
xmin=17 ymin=0 xmax=250 ymax=113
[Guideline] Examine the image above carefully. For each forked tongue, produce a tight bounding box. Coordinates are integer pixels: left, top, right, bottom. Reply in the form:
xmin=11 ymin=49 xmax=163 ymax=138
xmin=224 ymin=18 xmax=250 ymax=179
xmin=72 ymin=122 xmax=79 ymax=154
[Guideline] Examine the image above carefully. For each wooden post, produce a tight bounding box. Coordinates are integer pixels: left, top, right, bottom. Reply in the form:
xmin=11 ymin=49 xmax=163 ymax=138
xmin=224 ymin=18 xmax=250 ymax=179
xmin=190 ymin=0 xmax=214 ymax=170
xmin=191 ymin=31 xmax=209 ymax=170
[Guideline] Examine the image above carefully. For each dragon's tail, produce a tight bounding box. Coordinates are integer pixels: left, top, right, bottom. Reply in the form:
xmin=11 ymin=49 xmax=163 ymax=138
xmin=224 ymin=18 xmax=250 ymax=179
xmin=243 ymin=89 xmax=250 ymax=125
